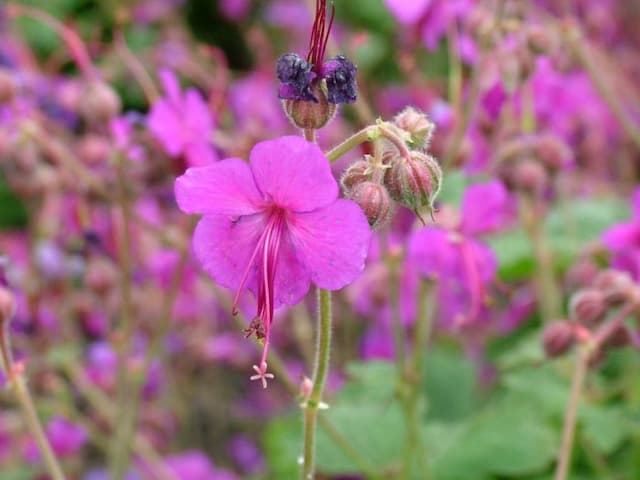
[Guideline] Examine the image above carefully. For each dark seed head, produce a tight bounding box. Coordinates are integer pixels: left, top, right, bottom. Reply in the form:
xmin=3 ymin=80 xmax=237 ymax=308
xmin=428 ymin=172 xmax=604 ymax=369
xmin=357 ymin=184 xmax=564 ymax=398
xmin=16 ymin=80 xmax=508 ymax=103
xmin=322 ymin=55 xmax=357 ymax=104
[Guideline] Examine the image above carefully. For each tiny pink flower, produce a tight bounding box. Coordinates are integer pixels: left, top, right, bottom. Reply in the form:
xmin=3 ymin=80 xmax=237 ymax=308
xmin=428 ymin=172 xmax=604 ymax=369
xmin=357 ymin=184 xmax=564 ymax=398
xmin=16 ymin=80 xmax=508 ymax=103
xmin=148 ymin=69 xmax=217 ymax=168
xmin=175 ymin=136 xmax=371 ymax=386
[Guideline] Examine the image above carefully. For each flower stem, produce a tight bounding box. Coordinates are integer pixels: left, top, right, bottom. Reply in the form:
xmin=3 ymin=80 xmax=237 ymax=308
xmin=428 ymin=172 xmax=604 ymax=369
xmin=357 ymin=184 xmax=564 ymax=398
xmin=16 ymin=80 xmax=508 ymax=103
xmin=110 ymin=154 xmax=137 ymax=480
xmin=401 ymin=280 xmax=434 ymax=479
xmin=302 ymin=288 xmax=333 ymax=480
xmin=554 ymin=348 xmax=588 ymax=480
xmin=0 ymin=326 xmax=66 ymax=480
xmin=554 ymin=303 xmax=635 ymax=480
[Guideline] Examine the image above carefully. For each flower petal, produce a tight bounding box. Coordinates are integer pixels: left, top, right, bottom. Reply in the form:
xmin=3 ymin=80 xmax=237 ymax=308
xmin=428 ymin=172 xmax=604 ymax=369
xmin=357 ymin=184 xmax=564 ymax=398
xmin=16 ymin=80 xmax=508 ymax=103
xmin=602 ymin=223 xmax=640 ymax=252
xmin=408 ymin=227 xmax=458 ymax=279
xmin=175 ymin=159 xmax=263 ymax=216
xmin=192 ymin=213 xmax=265 ymax=294
xmin=460 ymin=180 xmax=514 ymax=235
xmin=288 ymin=199 xmax=371 ymax=290
xmin=249 ymin=136 xmax=338 ymax=212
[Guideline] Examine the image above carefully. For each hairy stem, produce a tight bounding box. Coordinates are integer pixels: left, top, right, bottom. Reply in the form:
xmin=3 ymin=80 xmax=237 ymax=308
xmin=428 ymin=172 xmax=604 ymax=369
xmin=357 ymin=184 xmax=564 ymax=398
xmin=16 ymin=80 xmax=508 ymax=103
xmin=302 ymin=288 xmax=333 ymax=479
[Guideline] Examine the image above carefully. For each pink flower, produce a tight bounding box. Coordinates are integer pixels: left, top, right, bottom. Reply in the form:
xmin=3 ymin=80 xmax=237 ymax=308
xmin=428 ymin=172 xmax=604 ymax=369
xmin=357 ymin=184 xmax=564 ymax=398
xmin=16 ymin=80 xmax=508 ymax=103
xmin=175 ymin=136 xmax=371 ymax=386
xmin=148 ymin=70 xmax=217 ymax=168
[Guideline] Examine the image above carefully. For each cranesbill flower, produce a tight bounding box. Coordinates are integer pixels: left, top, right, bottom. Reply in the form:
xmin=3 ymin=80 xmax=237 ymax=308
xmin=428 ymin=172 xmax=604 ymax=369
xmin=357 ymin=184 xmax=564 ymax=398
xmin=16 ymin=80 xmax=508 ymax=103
xmin=408 ymin=181 xmax=512 ymax=327
xmin=148 ymin=69 xmax=217 ymax=168
xmin=175 ymin=136 xmax=371 ymax=387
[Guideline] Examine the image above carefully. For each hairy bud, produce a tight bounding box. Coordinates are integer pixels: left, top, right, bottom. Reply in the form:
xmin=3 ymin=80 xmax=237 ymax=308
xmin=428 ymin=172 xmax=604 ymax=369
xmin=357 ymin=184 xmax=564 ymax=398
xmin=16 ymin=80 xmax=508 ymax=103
xmin=340 ymin=159 xmax=371 ymax=194
xmin=384 ymin=151 xmax=442 ymax=214
xmin=542 ymin=320 xmax=575 ymax=358
xmin=593 ymin=270 xmax=636 ymax=306
xmin=534 ymin=134 xmax=572 ymax=171
xmin=282 ymin=82 xmax=336 ymax=130
xmin=347 ymin=181 xmax=392 ymax=229
xmin=392 ymin=107 xmax=435 ymax=150
xmin=80 ymin=82 xmax=121 ymax=124
xmin=0 ymin=286 xmax=15 ymax=326
xmin=513 ymin=158 xmax=548 ymax=195
xmin=569 ymin=288 xmax=606 ymax=327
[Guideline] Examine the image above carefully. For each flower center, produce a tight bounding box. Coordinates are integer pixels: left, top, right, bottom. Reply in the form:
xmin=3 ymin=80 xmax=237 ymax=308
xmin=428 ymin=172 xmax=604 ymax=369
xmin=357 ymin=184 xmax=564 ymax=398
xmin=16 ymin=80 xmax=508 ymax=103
xmin=232 ymin=207 xmax=287 ymax=388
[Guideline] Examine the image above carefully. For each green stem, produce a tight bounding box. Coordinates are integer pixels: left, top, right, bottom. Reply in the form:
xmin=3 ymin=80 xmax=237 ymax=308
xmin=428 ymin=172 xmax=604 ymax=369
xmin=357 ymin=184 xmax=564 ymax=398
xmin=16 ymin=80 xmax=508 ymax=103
xmin=0 ymin=324 xmax=66 ymax=480
xmin=302 ymin=289 xmax=333 ymax=480
xmin=518 ymin=193 xmax=561 ymax=321
xmin=554 ymin=348 xmax=588 ymax=480
xmin=401 ymin=281 xmax=434 ymax=479
xmin=110 ymin=155 xmax=137 ymax=479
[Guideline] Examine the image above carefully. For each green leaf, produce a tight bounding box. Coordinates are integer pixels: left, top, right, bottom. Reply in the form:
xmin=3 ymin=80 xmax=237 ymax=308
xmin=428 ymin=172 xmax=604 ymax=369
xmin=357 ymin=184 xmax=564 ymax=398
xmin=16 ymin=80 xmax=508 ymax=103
xmin=581 ymin=406 xmax=630 ymax=455
xmin=263 ymin=414 xmax=301 ymax=479
xmin=431 ymin=402 xmax=558 ymax=479
xmin=423 ymin=348 xmax=478 ymax=421
xmin=489 ymin=196 xmax=629 ymax=282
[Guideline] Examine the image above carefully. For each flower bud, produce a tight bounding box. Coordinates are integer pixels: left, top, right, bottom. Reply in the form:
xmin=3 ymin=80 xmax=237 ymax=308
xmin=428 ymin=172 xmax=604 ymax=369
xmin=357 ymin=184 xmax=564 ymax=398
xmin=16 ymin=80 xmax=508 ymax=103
xmin=80 ymin=82 xmax=121 ymax=124
xmin=77 ymin=135 xmax=110 ymax=166
xmin=534 ymin=134 xmax=572 ymax=171
xmin=384 ymin=151 xmax=442 ymax=214
xmin=603 ymin=323 xmax=631 ymax=349
xmin=392 ymin=107 xmax=435 ymax=150
xmin=542 ymin=320 xmax=576 ymax=357
xmin=0 ymin=69 xmax=16 ymax=104
xmin=347 ymin=181 xmax=392 ymax=229
xmin=340 ymin=159 xmax=371 ymax=194
xmin=593 ymin=270 xmax=635 ymax=306
xmin=282 ymin=82 xmax=336 ymax=130
xmin=513 ymin=158 xmax=548 ymax=195
xmin=569 ymin=288 xmax=606 ymax=327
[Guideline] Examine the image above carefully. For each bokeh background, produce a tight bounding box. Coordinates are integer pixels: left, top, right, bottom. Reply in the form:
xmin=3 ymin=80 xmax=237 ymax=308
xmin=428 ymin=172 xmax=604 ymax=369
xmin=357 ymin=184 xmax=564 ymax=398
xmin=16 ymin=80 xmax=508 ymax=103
xmin=0 ymin=0 xmax=639 ymax=479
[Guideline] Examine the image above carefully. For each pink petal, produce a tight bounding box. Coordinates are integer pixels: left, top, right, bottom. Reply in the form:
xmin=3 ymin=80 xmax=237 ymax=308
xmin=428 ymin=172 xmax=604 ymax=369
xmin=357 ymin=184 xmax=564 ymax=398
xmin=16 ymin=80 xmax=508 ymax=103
xmin=408 ymin=227 xmax=458 ymax=279
xmin=193 ymin=214 xmax=310 ymax=309
xmin=249 ymin=136 xmax=338 ymax=212
xmin=192 ymin=214 xmax=265 ymax=294
xmin=602 ymin=223 xmax=640 ymax=251
xmin=175 ymin=159 xmax=263 ymax=216
xmin=159 ymin=69 xmax=181 ymax=102
xmin=384 ymin=0 xmax=431 ymax=24
xmin=184 ymin=141 xmax=217 ymax=168
xmin=148 ymin=101 xmax=184 ymax=156
xmin=288 ymin=199 xmax=371 ymax=290
xmin=184 ymin=89 xmax=214 ymax=136
xmin=273 ymin=233 xmax=312 ymax=307
xmin=460 ymin=180 xmax=514 ymax=235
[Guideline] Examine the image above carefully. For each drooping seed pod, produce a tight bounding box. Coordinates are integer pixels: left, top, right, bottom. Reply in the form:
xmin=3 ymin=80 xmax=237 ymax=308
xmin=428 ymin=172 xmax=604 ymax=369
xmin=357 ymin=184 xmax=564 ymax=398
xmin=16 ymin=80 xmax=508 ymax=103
xmin=340 ymin=159 xmax=371 ymax=194
xmin=542 ymin=320 xmax=576 ymax=358
xmin=569 ymin=288 xmax=607 ymax=327
xmin=347 ymin=181 xmax=393 ymax=229
xmin=384 ymin=151 xmax=442 ymax=215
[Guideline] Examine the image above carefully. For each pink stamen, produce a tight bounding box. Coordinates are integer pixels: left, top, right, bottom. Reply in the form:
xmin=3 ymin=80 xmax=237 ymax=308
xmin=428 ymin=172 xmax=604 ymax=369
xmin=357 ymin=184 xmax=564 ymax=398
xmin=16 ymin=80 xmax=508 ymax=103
xmin=235 ymin=209 xmax=286 ymax=388
xmin=307 ymin=0 xmax=335 ymax=70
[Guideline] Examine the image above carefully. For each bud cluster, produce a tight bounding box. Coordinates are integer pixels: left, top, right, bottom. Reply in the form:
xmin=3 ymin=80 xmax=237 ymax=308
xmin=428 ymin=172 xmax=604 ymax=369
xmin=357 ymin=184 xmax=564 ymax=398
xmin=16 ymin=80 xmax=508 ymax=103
xmin=495 ymin=133 xmax=572 ymax=195
xmin=542 ymin=269 xmax=640 ymax=364
xmin=340 ymin=108 xmax=442 ymax=228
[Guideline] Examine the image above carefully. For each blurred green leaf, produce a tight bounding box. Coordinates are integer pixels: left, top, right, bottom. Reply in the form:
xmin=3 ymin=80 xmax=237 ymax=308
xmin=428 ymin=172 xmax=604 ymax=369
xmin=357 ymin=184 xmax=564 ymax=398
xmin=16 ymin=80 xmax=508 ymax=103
xmin=335 ymin=0 xmax=396 ymax=36
xmin=581 ymin=406 xmax=629 ymax=455
xmin=489 ymin=196 xmax=630 ymax=282
xmin=423 ymin=347 xmax=478 ymax=421
xmin=431 ymin=401 xmax=558 ymax=479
